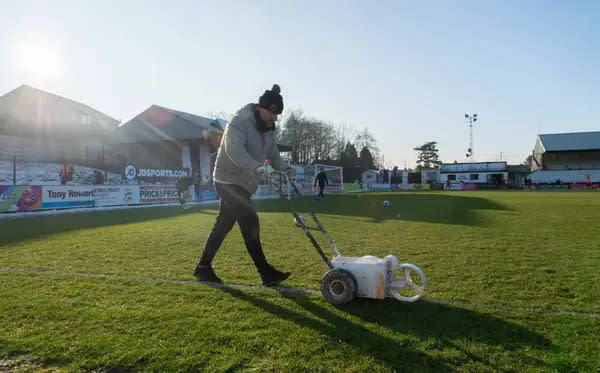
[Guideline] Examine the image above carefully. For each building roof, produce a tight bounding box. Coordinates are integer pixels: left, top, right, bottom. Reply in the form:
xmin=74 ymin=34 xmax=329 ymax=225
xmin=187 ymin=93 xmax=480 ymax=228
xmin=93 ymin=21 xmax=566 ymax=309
xmin=529 ymin=169 xmax=600 ymax=183
xmin=538 ymin=131 xmax=600 ymax=152
xmin=440 ymin=161 xmax=507 ymax=173
xmin=111 ymin=105 xmax=223 ymax=143
xmin=0 ymin=84 xmax=120 ymax=136
xmin=507 ymin=164 xmax=531 ymax=173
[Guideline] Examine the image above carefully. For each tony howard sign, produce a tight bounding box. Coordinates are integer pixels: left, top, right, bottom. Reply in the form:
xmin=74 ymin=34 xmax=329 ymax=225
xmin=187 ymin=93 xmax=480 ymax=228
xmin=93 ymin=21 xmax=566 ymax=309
xmin=125 ymin=165 xmax=190 ymax=180
xmin=41 ymin=186 xmax=95 ymax=209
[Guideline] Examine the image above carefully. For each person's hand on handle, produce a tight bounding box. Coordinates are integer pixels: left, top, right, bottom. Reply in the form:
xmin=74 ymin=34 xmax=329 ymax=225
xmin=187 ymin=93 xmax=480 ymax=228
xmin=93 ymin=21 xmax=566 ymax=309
xmin=256 ymin=163 xmax=274 ymax=177
xmin=285 ymin=167 xmax=297 ymax=177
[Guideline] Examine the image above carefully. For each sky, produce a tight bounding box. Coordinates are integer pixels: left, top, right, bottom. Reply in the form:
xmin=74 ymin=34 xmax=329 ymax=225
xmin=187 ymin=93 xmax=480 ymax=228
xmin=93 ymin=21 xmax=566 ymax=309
xmin=1 ymin=0 xmax=599 ymax=168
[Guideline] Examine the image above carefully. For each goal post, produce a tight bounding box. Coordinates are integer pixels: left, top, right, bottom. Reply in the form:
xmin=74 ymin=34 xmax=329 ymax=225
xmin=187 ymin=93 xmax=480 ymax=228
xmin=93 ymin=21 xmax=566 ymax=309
xmin=313 ymin=164 xmax=343 ymax=193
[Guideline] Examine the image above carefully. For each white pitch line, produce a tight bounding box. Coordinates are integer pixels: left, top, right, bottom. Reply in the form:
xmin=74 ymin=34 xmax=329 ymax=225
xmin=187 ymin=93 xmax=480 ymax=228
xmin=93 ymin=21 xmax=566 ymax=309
xmin=1 ymin=267 xmax=599 ymax=318
xmin=0 ymin=267 xmax=319 ymax=296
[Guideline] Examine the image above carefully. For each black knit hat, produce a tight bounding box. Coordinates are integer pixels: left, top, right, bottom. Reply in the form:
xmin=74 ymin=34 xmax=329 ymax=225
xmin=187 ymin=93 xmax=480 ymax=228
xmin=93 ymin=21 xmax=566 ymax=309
xmin=258 ymin=84 xmax=283 ymax=114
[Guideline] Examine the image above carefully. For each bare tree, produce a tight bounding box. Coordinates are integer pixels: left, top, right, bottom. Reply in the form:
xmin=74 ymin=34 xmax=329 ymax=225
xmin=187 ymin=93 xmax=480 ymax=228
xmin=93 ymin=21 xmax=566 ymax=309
xmin=334 ymin=123 xmax=356 ymax=160
xmin=280 ymin=111 xmax=383 ymax=166
xmin=355 ymin=127 xmax=378 ymax=153
xmin=523 ymin=155 xmax=533 ymax=170
xmin=355 ymin=127 xmax=380 ymax=167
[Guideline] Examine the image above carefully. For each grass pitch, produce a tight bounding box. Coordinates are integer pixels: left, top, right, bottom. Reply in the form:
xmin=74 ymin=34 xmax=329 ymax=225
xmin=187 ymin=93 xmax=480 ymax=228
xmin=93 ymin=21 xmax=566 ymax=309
xmin=1 ymin=191 xmax=599 ymax=372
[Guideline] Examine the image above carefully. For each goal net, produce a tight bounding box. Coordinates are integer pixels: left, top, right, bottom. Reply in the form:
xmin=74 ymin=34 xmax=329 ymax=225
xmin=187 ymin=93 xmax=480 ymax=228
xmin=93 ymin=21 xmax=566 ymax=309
xmin=309 ymin=164 xmax=343 ymax=193
xmin=253 ymin=164 xmax=344 ymax=200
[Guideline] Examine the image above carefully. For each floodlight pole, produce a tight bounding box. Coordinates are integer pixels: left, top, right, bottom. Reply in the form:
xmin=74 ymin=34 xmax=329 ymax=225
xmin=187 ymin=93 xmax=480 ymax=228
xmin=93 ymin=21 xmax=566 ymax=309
xmin=465 ymin=113 xmax=478 ymax=162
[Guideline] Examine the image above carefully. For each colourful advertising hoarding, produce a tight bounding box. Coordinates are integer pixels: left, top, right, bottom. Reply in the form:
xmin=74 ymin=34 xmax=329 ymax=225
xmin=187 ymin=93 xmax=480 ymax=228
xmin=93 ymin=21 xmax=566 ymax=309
xmin=325 ymin=185 xmax=343 ymax=192
xmin=0 ymin=186 xmax=42 ymax=212
xmin=569 ymin=183 xmax=599 ymax=190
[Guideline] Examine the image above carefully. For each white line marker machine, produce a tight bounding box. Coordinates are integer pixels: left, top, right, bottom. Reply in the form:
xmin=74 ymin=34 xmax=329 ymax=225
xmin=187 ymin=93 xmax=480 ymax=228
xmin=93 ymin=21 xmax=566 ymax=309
xmin=271 ymin=171 xmax=426 ymax=305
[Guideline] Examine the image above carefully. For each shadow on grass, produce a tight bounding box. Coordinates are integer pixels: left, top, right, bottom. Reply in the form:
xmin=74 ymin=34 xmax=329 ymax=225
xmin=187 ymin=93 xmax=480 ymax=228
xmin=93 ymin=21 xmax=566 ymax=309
xmin=1 ymin=193 xmax=506 ymax=247
xmin=256 ymin=193 xmax=510 ymax=226
xmin=338 ymin=298 xmax=550 ymax=371
xmin=215 ymin=285 xmax=451 ymax=371
xmin=215 ymin=285 xmax=549 ymax=371
xmin=0 ymin=204 xmax=218 ymax=246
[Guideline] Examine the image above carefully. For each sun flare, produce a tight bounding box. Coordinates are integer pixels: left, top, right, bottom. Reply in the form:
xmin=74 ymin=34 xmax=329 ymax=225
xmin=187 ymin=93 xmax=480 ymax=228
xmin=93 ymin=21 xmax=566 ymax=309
xmin=18 ymin=40 xmax=61 ymax=78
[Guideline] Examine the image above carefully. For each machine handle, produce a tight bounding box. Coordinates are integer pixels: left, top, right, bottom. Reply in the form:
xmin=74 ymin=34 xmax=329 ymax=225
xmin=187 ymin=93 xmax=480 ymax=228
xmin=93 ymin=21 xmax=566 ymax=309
xmin=271 ymin=170 xmax=303 ymax=197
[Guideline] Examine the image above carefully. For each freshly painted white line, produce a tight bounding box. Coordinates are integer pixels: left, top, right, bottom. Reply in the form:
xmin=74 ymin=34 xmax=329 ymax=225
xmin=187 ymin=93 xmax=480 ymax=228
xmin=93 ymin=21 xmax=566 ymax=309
xmin=2 ymin=267 xmax=599 ymax=318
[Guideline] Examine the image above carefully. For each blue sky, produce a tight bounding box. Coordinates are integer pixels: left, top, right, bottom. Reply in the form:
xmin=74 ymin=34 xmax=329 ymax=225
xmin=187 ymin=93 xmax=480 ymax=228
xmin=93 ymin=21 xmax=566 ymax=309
xmin=1 ymin=0 xmax=599 ymax=167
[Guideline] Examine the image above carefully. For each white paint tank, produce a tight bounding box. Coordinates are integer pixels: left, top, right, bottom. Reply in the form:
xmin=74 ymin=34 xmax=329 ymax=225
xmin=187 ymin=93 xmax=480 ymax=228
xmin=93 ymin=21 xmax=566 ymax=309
xmin=330 ymin=255 xmax=387 ymax=299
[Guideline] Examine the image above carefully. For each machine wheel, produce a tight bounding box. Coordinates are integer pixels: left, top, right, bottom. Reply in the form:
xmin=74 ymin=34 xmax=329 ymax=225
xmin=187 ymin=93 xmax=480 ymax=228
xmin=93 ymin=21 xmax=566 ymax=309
xmin=387 ymin=263 xmax=426 ymax=302
xmin=320 ymin=269 xmax=356 ymax=305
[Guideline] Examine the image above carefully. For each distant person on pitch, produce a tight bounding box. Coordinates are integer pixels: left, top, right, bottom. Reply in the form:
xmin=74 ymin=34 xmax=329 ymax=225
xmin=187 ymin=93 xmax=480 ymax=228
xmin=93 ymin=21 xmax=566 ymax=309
xmin=314 ymin=167 xmax=329 ymax=200
xmin=193 ymin=84 xmax=296 ymax=286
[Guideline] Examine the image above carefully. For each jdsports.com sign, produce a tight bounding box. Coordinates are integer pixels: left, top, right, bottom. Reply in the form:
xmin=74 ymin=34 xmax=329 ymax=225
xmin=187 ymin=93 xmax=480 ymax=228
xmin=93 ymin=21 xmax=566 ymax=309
xmin=124 ymin=165 xmax=190 ymax=180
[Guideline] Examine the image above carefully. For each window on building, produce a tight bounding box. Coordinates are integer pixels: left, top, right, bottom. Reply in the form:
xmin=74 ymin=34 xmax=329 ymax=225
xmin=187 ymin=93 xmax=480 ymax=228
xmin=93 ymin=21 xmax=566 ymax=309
xmin=447 ymin=174 xmax=456 ymax=181
xmin=80 ymin=114 xmax=91 ymax=125
xmin=470 ymin=174 xmax=479 ymax=180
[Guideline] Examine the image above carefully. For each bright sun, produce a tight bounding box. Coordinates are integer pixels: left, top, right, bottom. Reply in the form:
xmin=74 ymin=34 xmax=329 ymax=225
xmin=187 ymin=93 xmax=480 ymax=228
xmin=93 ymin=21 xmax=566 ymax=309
xmin=18 ymin=40 xmax=61 ymax=78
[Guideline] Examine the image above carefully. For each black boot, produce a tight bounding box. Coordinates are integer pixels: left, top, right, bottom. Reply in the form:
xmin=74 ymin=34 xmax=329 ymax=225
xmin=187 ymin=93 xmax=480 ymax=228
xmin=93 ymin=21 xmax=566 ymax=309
xmin=259 ymin=264 xmax=291 ymax=286
xmin=193 ymin=264 xmax=222 ymax=283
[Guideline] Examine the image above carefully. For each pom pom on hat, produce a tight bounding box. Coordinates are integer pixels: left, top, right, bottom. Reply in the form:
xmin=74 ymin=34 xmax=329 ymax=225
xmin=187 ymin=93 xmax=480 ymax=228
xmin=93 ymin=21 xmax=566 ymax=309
xmin=259 ymin=84 xmax=283 ymax=114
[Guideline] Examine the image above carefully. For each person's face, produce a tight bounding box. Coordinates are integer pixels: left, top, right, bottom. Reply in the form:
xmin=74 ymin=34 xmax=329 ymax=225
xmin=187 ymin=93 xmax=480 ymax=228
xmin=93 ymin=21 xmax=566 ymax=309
xmin=258 ymin=104 xmax=279 ymax=126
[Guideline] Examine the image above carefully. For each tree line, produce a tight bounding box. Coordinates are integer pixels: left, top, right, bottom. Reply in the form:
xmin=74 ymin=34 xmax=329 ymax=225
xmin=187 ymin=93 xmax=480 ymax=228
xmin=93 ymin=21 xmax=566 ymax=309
xmin=211 ymin=109 xmax=448 ymax=173
xmin=278 ymin=109 xmax=379 ymax=171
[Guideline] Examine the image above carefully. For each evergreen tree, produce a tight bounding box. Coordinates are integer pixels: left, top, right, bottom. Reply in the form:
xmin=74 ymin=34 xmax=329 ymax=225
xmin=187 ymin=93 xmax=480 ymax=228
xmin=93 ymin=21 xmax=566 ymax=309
xmin=341 ymin=142 xmax=359 ymax=168
xmin=359 ymin=146 xmax=376 ymax=171
xmin=414 ymin=141 xmax=442 ymax=170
